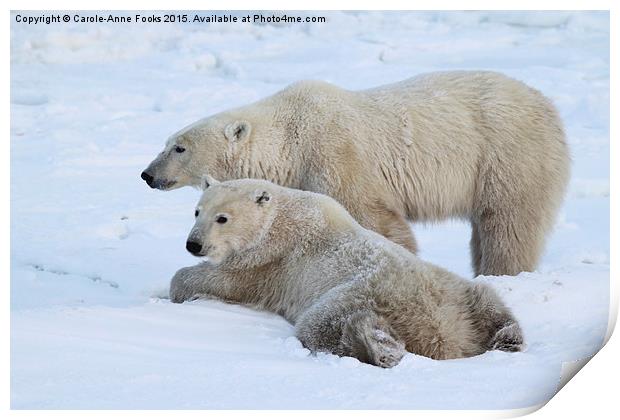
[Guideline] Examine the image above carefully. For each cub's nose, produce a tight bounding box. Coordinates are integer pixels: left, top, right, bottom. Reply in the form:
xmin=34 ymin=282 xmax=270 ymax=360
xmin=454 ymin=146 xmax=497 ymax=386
xmin=186 ymin=241 xmax=202 ymax=255
xmin=141 ymin=171 xmax=154 ymax=186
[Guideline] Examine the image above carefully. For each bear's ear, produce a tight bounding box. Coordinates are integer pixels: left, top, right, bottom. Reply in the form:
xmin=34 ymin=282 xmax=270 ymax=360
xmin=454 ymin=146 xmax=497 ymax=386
xmin=200 ymin=174 xmax=220 ymax=190
xmin=254 ymin=191 xmax=271 ymax=205
xmin=224 ymin=120 xmax=252 ymax=143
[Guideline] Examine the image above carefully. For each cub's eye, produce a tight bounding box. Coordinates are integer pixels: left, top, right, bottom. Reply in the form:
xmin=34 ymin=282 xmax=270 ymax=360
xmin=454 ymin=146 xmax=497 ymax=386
xmin=194 ymin=209 xmax=199 ymax=217
xmin=216 ymin=215 xmax=228 ymax=224
xmin=175 ymin=146 xmax=186 ymax=153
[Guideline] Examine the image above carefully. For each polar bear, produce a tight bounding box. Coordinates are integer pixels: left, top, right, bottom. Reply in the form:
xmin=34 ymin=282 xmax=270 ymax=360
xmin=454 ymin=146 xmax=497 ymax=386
xmin=169 ymin=178 xmax=524 ymax=367
xmin=143 ymin=71 xmax=570 ymax=276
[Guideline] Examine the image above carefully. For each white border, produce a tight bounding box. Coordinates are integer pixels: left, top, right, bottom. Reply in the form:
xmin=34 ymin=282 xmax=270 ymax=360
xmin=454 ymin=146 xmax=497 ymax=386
xmin=3 ymin=1 xmax=616 ymax=419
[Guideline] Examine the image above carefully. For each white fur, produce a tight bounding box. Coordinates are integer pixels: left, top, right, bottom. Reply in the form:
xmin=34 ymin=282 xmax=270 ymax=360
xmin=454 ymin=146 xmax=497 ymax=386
xmin=144 ymin=71 xmax=570 ymax=276
xmin=170 ymin=179 xmax=524 ymax=367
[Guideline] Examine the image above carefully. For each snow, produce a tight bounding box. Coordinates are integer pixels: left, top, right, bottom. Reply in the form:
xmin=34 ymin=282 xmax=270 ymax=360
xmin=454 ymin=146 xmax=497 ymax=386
xmin=10 ymin=11 xmax=609 ymax=409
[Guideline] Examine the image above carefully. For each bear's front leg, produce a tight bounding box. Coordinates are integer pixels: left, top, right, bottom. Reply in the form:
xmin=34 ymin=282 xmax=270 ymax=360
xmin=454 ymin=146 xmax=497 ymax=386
xmin=169 ymin=263 xmax=233 ymax=303
xmin=169 ymin=266 xmax=199 ymax=303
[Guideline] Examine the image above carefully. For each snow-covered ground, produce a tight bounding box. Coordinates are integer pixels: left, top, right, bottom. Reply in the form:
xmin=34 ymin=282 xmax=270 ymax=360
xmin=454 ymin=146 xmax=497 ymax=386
xmin=10 ymin=11 xmax=610 ymax=409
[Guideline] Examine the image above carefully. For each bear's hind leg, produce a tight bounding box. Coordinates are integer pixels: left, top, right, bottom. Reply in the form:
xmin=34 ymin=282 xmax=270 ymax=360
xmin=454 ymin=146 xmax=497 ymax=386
xmin=340 ymin=310 xmax=406 ymax=368
xmin=296 ymin=298 xmax=406 ymax=368
xmin=470 ymin=223 xmax=483 ymax=277
xmin=474 ymin=209 xmax=545 ymax=276
xmin=467 ymin=283 xmax=524 ymax=353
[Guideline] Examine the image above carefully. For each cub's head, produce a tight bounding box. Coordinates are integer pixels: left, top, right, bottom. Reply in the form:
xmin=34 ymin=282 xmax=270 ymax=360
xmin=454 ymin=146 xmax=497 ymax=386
xmin=185 ymin=177 xmax=276 ymax=264
xmin=141 ymin=116 xmax=252 ymax=190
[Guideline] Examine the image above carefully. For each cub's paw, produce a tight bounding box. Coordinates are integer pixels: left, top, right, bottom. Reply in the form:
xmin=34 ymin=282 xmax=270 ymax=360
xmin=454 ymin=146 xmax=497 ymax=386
xmin=491 ymin=323 xmax=524 ymax=352
xmin=342 ymin=310 xmax=407 ymax=368
xmin=169 ymin=267 xmax=193 ymax=303
xmin=369 ymin=329 xmax=407 ymax=368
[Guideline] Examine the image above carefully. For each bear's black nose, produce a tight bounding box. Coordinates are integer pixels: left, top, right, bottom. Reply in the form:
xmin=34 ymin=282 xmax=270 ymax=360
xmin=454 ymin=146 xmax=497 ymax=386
xmin=186 ymin=241 xmax=202 ymax=255
xmin=141 ymin=171 xmax=154 ymax=186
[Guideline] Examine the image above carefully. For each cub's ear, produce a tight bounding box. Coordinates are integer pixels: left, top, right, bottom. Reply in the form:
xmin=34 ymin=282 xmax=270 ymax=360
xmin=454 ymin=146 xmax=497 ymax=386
xmin=200 ymin=174 xmax=220 ymax=190
xmin=224 ymin=120 xmax=252 ymax=143
xmin=255 ymin=190 xmax=271 ymax=205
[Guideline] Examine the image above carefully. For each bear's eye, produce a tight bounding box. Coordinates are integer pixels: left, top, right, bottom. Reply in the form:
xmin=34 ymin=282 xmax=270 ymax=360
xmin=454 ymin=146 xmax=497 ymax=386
xmin=175 ymin=146 xmax=186 ymax=153
xmin=194 ymin=209 xmax=199 ymax=217
xmin=216 ymin=215 xmax=228 ymax=224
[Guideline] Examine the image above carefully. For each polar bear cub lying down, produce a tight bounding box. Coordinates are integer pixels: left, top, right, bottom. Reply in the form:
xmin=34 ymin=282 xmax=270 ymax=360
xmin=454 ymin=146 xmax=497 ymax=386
xmin=170 ymin=178 xmax=523 ymax=367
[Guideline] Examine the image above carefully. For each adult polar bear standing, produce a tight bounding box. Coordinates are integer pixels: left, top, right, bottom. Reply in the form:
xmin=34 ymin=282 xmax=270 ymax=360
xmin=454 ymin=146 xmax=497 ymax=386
xmin=142 ymin=71 xmax=570 ymax=276
xmin=170 ymin=178 xmax=523 ymax=367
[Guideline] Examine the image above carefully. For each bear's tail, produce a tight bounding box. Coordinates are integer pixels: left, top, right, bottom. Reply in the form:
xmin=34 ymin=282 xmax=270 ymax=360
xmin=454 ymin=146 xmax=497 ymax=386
xmin=466 ymin=283 xmax=524 ymax=353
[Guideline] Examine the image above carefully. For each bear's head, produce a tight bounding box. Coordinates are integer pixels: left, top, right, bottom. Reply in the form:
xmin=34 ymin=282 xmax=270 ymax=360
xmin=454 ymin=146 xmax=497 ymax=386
xmin=185 ymin=177 xmax=277 ymax=265
xmin=141 ymin=115 xmax=253 ymax=191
